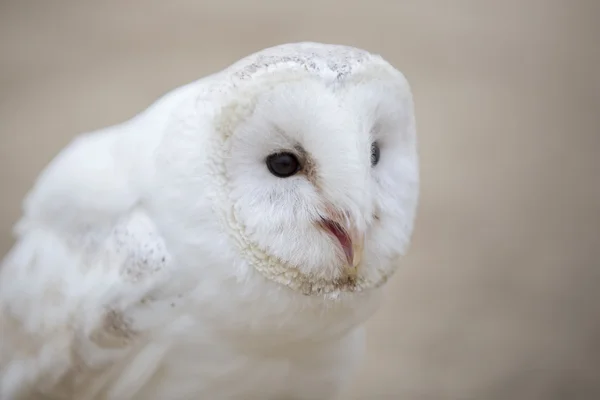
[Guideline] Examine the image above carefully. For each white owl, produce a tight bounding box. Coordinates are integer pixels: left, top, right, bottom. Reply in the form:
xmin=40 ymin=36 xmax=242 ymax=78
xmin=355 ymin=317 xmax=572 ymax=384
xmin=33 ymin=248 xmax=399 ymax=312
xmin=0 ymin=42 xmax=419 ymax=399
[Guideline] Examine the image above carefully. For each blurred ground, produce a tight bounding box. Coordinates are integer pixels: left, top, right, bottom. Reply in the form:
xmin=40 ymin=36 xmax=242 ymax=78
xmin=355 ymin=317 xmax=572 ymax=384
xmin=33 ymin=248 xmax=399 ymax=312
xmin=1 ymin=1 xmax=599 ymax=399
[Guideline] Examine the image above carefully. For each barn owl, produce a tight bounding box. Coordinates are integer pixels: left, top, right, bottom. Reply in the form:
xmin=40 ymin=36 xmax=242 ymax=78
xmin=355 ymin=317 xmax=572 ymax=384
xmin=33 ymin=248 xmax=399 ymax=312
xmin=0 ymin=42 xmax=419 ymax=400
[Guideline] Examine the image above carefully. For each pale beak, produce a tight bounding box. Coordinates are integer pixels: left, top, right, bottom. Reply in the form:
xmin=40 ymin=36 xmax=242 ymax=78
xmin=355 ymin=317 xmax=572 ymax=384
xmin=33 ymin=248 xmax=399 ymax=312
xmin=319 ymin=217 xmax=366 ymax=274
xmin=350 ymin=229 xmax=365 ymax=269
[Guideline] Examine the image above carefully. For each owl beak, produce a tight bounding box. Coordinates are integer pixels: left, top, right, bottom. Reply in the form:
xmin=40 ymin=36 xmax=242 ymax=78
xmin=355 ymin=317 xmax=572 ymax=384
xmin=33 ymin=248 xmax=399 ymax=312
xmin=319 ymin=218 xmax=365 ymax=273
xmin=350 ymin=229 xmax=365 ymax=272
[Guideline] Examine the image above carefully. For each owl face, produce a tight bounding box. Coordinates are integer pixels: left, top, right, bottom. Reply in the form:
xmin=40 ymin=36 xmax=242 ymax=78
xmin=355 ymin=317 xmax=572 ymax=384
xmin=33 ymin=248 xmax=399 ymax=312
xmin=212 ymin=44 xmax=419 ymax=295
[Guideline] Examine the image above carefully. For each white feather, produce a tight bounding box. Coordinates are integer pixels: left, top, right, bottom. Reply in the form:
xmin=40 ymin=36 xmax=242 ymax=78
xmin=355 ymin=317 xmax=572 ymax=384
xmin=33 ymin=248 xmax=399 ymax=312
xmin=0 ymin=42 xmax=418 ymax=399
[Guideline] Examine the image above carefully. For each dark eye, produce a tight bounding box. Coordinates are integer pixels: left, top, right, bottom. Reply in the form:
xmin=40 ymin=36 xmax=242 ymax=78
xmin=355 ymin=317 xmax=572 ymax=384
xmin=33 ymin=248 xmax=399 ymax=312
xmin=371 ymin=142 xmax=380 ymax=166
xmin=266 ymin=152 xmax=301 ymax=178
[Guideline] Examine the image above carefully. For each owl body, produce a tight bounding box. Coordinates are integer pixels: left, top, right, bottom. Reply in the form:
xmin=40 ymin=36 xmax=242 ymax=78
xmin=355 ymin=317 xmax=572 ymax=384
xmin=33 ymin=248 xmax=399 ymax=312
xmin=0 ymin=43 xmax=418 ymax=399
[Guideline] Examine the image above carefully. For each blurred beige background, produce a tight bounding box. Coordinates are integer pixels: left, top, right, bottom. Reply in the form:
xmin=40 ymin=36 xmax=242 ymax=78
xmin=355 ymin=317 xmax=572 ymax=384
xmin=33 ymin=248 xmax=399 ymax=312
xmin=1 ymin=1 xmax=599 ymax=399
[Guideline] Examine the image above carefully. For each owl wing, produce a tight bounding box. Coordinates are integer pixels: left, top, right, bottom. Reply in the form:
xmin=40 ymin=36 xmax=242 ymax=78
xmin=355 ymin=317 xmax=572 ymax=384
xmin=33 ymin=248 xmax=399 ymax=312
xmin=0 ymin=126 xmax=174 ymax=399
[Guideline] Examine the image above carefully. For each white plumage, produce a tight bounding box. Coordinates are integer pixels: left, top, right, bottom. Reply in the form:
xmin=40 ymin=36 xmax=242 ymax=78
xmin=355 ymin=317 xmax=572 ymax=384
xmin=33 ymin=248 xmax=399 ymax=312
xmin=0 ymin=42 xmax=419 ymax=399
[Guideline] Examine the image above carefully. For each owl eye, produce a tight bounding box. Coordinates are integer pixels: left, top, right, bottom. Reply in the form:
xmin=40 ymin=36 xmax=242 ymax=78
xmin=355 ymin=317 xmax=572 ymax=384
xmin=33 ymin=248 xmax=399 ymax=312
xmin=371 ymin=142 xmax=380 ymax=166
xmin=266 ymin=152 xmax=301 ymax=178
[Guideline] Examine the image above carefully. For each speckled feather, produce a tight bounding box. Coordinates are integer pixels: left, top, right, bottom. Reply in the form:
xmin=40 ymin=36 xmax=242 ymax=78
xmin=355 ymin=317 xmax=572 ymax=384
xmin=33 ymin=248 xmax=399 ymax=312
xmin=0 ymin=42 xmax=419 ymax=400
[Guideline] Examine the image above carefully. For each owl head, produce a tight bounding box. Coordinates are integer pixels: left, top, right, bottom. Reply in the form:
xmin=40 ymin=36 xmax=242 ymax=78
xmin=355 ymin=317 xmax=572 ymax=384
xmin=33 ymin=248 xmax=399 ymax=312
xmin=153 ymin=42 xmax=419 ymax=297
